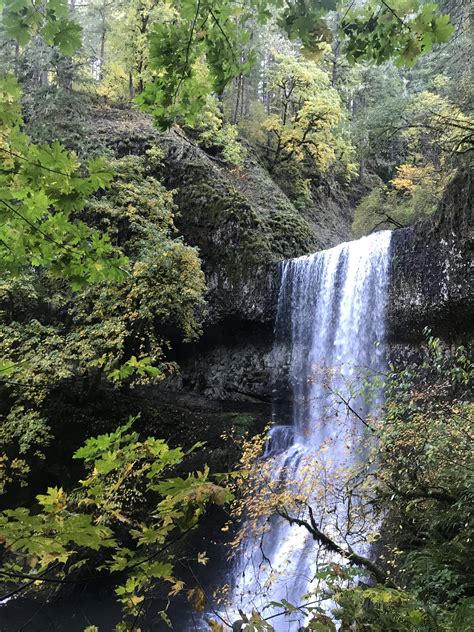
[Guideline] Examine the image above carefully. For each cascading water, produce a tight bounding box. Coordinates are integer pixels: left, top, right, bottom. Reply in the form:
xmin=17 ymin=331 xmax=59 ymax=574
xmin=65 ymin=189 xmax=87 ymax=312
xmin=227 ymin=231 xmax=392 ymax=630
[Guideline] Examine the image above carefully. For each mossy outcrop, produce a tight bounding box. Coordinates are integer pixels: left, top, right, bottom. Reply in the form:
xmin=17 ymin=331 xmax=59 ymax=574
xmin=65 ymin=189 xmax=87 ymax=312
xmin=387 ymin=169 xmax=473 ymax=341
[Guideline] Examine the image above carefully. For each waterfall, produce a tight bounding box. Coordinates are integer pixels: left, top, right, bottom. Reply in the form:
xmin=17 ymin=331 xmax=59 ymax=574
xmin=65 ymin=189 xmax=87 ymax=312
xmin=227 ymin=231 xmax=392 ymax=630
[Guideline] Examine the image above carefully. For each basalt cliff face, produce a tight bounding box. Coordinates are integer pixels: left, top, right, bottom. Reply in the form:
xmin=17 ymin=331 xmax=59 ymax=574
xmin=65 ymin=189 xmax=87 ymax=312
xmin=387 ymin=170 xmax=473 ymax=342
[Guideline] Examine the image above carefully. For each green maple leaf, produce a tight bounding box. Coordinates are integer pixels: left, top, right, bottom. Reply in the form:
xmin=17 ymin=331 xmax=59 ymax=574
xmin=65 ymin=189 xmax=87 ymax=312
xmin=432 ymin=15 xmax=454 ymax=43
xmin=86 ymin=157 xmax=115 ymax=190
xmin=46 ymin=19 xmax=82 ymax=55
xmin=2 ymin=14 xmax=32 ymax=46
xmin=41 ymin=19 xmax=61 ymax=43
xmin=47 ymin=0 xmax=70 ymax=19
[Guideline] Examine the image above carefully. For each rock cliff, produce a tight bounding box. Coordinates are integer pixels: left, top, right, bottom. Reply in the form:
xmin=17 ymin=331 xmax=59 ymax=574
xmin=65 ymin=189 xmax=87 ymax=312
xmin=173 ymin=168 xmax=473 ymax=401
xmin=90 ymin=106 xmax=472 ymax=405
xmin=387 ymin=169 xmax=473 ymax=341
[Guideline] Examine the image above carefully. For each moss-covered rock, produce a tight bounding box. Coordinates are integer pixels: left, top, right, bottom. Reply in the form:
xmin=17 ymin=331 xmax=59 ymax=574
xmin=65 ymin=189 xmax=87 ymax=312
xmin=87 ymin=106 xmax=354 ymax=324
xmin=156 ymin=130 xmax=318 ymax=323
xmin=388 ymin=169 xmax=473 ymax=341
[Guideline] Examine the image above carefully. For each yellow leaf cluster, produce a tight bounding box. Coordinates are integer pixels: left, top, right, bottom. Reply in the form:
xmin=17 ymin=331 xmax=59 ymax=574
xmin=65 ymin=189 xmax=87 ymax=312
xmin=391 ymin=163 xmax=437 ymax=195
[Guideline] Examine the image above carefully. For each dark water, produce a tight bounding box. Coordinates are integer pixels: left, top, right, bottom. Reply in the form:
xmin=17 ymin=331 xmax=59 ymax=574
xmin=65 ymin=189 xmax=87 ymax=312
xmin=0 ymin=593 xmax=208 ymax=631
xmin=1 ymin=581 xmax=212 ymax=631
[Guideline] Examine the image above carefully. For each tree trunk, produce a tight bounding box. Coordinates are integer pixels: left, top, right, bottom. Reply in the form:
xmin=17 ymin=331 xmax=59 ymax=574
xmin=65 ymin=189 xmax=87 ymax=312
xmin=359 ymin=135 xmax=367 ymax=183
xmin=233 ymin=75 xmax=241 ymax=124
xmin=99 ymin=22 xmax=106 ymax=81
xmin=331 ymin=37 xmax=341 ymax=88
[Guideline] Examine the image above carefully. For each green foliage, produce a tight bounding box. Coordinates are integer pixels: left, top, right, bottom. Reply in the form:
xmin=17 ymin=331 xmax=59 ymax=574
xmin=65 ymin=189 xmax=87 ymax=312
xmin=261 ymin=53 xmax=357 ymax=177
xmin=138 ymin=1 xmax=453 ymax=129
xmin=0 ymin=416 xmax=231 ymax=624
xmin=401 ymin=89 xmax=474 ymax=159
xmin=0 ymin=152 xmax=206 ymax=485
xmin=348 ymin=46 xmax=472 ymax=235
xmin=0 ymin=74 xmax=128 ymax=287
xmin=1 ymin=0 xmax=82 ymax=54
xmin=379 ymin=334 xmax=474 ymax=606
xmin=342 ymin=0 xmax=454 ymax=67
xmin=0 ymin=3 xmax=100 ymax=154
xmin=23 ymin=87 xmax=95 ymax=156
xmin=320 ymin=576 xmax=474 ymax=631
xmin=352 ymin=178 xmax=437 ymax=236
xmin=196 ymin=94 xmax=246 ymax=166
xmin=14 ymin=39 xmax=97 ymax=153
xmin=80 ymin=0 xmax=170 ymax=99
xmin=137 ymin=0 xmax=270 ymax=128
xmin=279 ymin=0 xmax=336 ymax=53
xmin=349 ymin=62 xmax=409 ymax=181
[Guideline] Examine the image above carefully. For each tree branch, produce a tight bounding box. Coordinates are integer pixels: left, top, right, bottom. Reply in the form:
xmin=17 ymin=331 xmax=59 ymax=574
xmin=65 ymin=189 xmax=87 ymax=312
xmin=278 ymin=506 xmax=392 ymax=586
